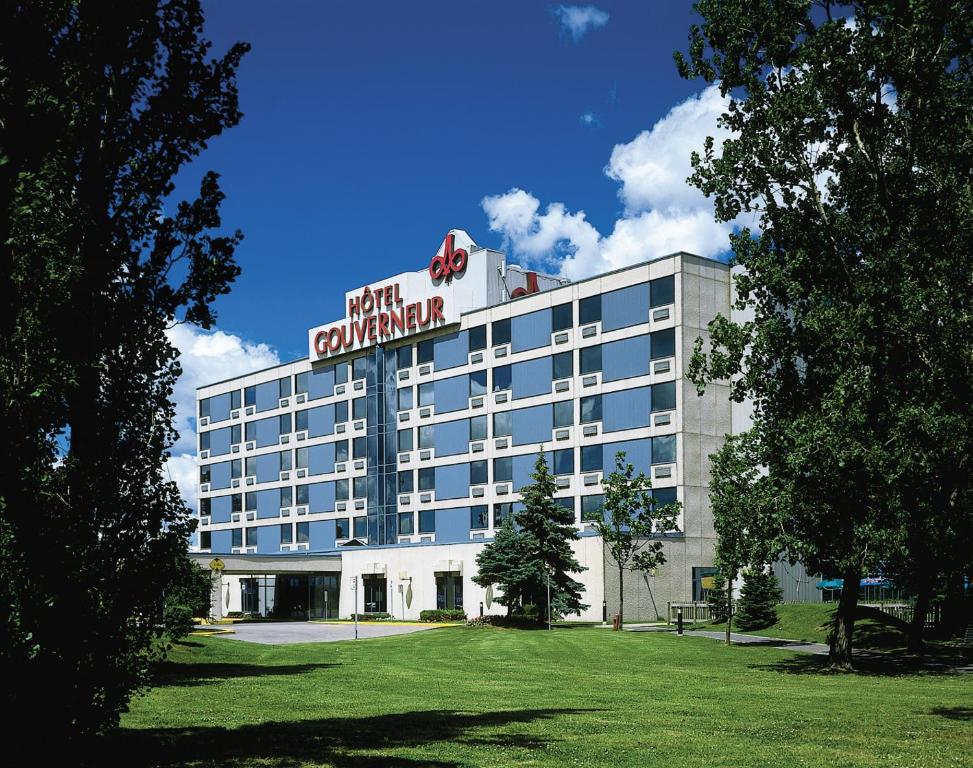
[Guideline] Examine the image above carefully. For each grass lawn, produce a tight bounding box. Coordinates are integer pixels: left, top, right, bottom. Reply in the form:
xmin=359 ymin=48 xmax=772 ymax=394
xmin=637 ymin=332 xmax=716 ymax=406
xmin=113 ymin=626 xmax=972 ymax=768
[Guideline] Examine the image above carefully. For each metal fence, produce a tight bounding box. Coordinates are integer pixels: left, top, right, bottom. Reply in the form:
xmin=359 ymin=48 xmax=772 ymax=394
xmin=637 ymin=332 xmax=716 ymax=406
xmin=667 ymin=602 xmax=714 ymax=623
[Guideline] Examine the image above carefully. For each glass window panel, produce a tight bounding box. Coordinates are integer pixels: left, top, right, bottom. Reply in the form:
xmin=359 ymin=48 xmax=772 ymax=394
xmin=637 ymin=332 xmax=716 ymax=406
xmin=418 ymin=425 xmax=434 ymax=449
xmin=468 ymin=325 xmax=486 ymax=352
xmin=492 ymin=318 xmax=511 ymax=346
xmin=650 ymin=328 xmax=675 ymax=360
xmin=580 ymin=345 xmax=602 ymax=374
xmin=417 ymin=339 xmax=434 ymax=364
xmin=552 ymin=302 xmax=573 ymax=331
xmin=470 ymin=369 xmax=487 ymax=396
xmin=493 ymin=503 xmax=513 ymax=526
xmin=352 ymin=356 xmax=367 ymax=381
xmin=398 ymin=470 xmax=414 ymax=493
xmin=295 ymin=371 xmax=308 ymax=395
xmin=650 ymin=275 xmax=675 ymax=307
xmin=418 ymin=467 xmax=435 ymax=491
xmin=469 ymin=415 xmax=487 ymax=441
xmin=297 ymin=522 xmax=309 ymax=543
xmin=553 ymin=400 xmax=573 ymax=427
xmin=336 ymin=518 xmax=349 ymax=539
xmin=580 ymin=395 xmax=602 ymax=423
xmin=335 ymin=401 xmax=348 ymax=423
xmin=651 ymin=381 xmax=676 ymax=412
xmin=231 ymin=528 xmax=242 ymax=547
xmin=494 ymin=457 xmax=512 ymax=482
xmin=280 ymin=450 xmax=292 ymax=471
xmin=470 ymin=505 xmax=489 ymax=530
xmin=581 ymin=445 xmax=603 ymax=472
xmin=297 ymin=485 xmax=309 ymax=505
xmin=296 ymin=447 xmax=308 ymax=469
xmin=295 ymin=410 xmax=308 ymax=432
xmin=353 ymin=476 xmax=367 ymax=498
xmin=398 ymin=428 xmax=413 ymax=452
xmin=398 ymin=512 xmax=414 ymax=535
xmin=230 ymin=390 xmax=241 ymax=410
xmin=553 ymin=352 xmax=573 ymax=381
xmin=492 ymin=365 xmax=511 ymax=392
xmin=579 ymin=295 xmax=601 ymax=324
xmin=353 ymin=437 xmax=366 ymax=459
xmin=335 ymin=479 xmax=349 ymax=500
xmin=470 ymin=460 xmax=488 ymax=486
xmin=352 ymin=397 xmax=366 ymax=420
xmin=397 ymin=345 xmax=413 ymax=368
xmin=581 ymin=494 xmax=605 ymax=521
xmin=232 ymin=493 xmax=242 ymax=512
xmin=493 ymin=411 xmax=512 ymax=437
xmin=280 ymin=524 xmax=293 ymax=544
xmin=418 ymin=382 xmax=434 ymax=407
xmin=397 ymin=386 xmax=413 ymax=411
xmin=354 ymin=516 xmax=368 ymax=538
xmin=553 ymin=449 xmax=574 ymax=476
xmin=244 ymin=386 xmax=256 ymax=407
xmin=418 ymin=509 xmax=435 ymax=533
xmin=335 ymin=363 xmax=349 ymax=384
xmin=279 ymin=377 xmax=292 ymax=398
xmin=280 ymin=487 xmax=292 ymax=508
xmin=335 ymin=439 xmax=349 ymax=463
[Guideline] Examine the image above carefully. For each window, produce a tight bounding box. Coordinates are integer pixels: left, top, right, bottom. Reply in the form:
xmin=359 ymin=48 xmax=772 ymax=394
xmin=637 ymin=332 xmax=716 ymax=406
xmin=281 ymin=524 xmax=293 ymax=545
xmin=335 ymin=362 xmax=349 ymax=385
xmin=652 ymin=435 xmax=677 ymax=464
xmin=295 ymin=410 xmax=308 ymax=433
xmin=231 ymin=390 xmax=241 ymax=410
xmin=199 ymin=530 xmax=211 ymax=549
xmin=244 ymin=386 xmax=256 ymax=407
xmin=200 ymin=497 xmax=211 ymax=516
xmin=352 ymin=355 xmax=367 ymax=381
xmin=553 ymin=449 xmax=574 ymax=476
xmin=418 ymin=467 xmax=435 ymax=491
xmin=296 ymin=447 xmax=308 ymax=470
xmin=244 ymin=456 xmax=255 ymax=478
xmin=417 ymin=339 xmax=434 ymax=364
xmin=352 ymin=397 xmax=366 ymax=420
xmin=295 ymin=371 xmax=308 ymax=395
xmin=200 ymin=465 xmax=211 ymax=484
xmin=418 ymin=425 xmax=434 ymax=449
xmin=231 ymin=424 xmax=241 ymax=444
xmin=419 ymin=509 xmax=435 ymax=533
xmin=335 ymin=401 xmax=348 ymax=423
xmin=231 ymin=459 xmax=242 ymax=478
xmin=297 ymin=522 xmax=309 ymax=543
xmin=245 ymin=528 xmax=257 ymax=547
xmin=353 ymin=476 xmax=367 ymax=498
xmin=397 ymin=345 xmax=413 ymax=369
xmin=468 ymin=325 xmax=486 ymax=352
xmin=581 ymin=445 xmax=602 ymax=472
xmin=398 ymin=512 xmax=414 ymax=535
xmin=280 ymin=450 xmax=292 ymax=471
xmin=494 ymin=457 xmax=512 ymax=483
xmin=650 ymin=275 xmax=675 ymax=307
xmin=280 ymin=487 xmax=292 ymax=508
xmin=580 ymin=345 xmax=602 ymax=374
xmin=397 ymin=387 xmax=413 ymax=411
xmin=279 ymin=376 xmax=292 ymax=398
xmin=354 ymin=516 xmax=367 ymax=538
xmin=552 ymin=302 xmax=573 ymax=332
xmin=650 ymin=328 xmax=675 ymax=360
xmin=336 ymin=518 xmax=349 ymax=539
xmin=555 ymin=496 xmax=575 ymax=516
xmin=418 ymin=382 xmax=434 ymax=407
xmin=436 ymin=574 xmax=463 ymax=610
xmin=470 ymin=505 xmax=489 ymax=530
xmin=335 ymin=439 xmax=349 ymax=463
xmin=469 ymin=415 xmax=487 ymax=441
xmin=652 ymin=381 xmax=676 ymax=412
xmin=580 ymin=395 xmax=602 ymax=423
xmin=581 ymin=494 xmax=605 ymax=521
xmin=493 ymin=503 xmax=513 ymax=526
xmin=469 ymin=369 xmax=487 ymax=397
xmin=492 ymin=318 xmax=511 ymax=346
xmin=245 ymin=491 xmax=257 ymax=511
xmin=231 ymin=528 xmax=242 ymax=548
xmin=554 ymin=400 xmax=573 ymax=428
xmin=335 ymin=479 xmax=349 ymax=500
xmin=470 ymin=460 xmax=488 ymax=486
xmin=296 ymin=485 xmax=310 ymax=506
xmin=279 ymin=413 xmax=291 ymax=434
xmin=231 ymin=493 xmax=242 ymax=513
xmin=398 ymin=428 xmax=413 ymax=452
xmin=200 ymin=431 xmax=211 ymax=451
xmin=493 ymin=411 xmax=512 ymax=437
xmin=353 ymin=436 xmax=366 ymax=459
xmin=579 ymin=295 xmax=601 ymax=325
xmin=398 ymin=470 xmax=414 ymax=494
xmin=553 ymin=352 xmax=573 ymax=381
xmin=492 ymin=365 xmax=511 ymax=392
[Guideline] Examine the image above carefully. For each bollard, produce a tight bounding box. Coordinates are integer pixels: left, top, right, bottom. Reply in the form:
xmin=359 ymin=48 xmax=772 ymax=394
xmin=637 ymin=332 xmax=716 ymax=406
xmin=479 ymin=601 xmax=484 ymax=618
xmin=602 ymin=600 xmax=608 ymax=624
xmin=612 ymin=613 xmax=621 ymax=631
xmin=677 ymin=608 xmax=683 ymax=636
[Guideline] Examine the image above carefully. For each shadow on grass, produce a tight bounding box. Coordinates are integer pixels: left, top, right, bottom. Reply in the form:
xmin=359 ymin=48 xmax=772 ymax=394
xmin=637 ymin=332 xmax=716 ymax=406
xmin=749 ymin=649 xmax=968 ymax=677
xmin=930 ymin=706 xmax=973 ymax=721
xmin=108 ymin=708 xmax=597 ymax=767
xmin=152 ymin=662 xmax=340 ymax=688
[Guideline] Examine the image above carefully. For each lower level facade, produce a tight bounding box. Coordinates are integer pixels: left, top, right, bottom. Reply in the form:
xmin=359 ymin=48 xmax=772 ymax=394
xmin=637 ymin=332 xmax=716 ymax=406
xmin=192 ymin=230 xmax=732 ymax=622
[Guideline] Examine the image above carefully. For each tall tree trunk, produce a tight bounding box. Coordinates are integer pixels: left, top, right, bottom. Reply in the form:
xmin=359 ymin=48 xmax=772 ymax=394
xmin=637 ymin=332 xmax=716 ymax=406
xmin=907 ymin=578 xmax=930 ymax=655
xmin=726 ymin=570 xmax=734 ymax=646
xmin=829 ymin=566 xmax=860 ymax=671
xmin=617 ymin=564 xmax=624 ymax=628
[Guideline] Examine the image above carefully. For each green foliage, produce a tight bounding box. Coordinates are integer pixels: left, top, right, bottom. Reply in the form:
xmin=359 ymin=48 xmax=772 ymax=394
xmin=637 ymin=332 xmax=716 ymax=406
xmin=706 ymin=571 xmax=730 ymax=624
xmin=350 ymin=613 xmax=392 ymax=621
xmin=678 ymin=0 xmax=973 ymax=666
xmin=474 ymin=452 xmax=587 ymax=620
xmin=0 ymin=0 xmax=246 ymax=742
xmin=418 ymin=609 xmax=467 ymax=622
xmin=594 ymin=451 xmax=680 ymax=622
xmin=735 ymin=570 xmax=783 ymax=632
xmin=164 ymin=558 xmax=213 ymax=638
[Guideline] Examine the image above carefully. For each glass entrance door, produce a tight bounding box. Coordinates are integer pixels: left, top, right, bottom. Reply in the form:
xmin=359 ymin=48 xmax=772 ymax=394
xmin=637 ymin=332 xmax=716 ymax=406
xmin=362 ymin=574 xmax=387 ymax=614
xmin=309 ymin=574 xmax=339 ymax=619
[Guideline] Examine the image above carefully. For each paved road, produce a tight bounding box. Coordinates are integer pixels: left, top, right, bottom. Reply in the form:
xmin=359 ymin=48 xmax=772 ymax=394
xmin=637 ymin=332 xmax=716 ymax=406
xmin=199 ymin=621 xmax=445 ymax=645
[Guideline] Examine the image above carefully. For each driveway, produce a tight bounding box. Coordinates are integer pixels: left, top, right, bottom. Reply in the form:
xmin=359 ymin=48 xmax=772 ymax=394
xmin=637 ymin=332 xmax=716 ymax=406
xmin=200 ymin=621 xmax=445 ymax=645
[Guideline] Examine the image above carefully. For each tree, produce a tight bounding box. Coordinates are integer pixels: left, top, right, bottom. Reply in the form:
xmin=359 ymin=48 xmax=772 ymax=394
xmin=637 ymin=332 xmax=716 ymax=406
xmin=734 ymin=569 xmax=783 ymax=632
xmin=706 ymin=571 xmax=730 ymax=624
xmin=594 ymin=451 xmax=679 ymax=625
xmin=164 ymin=557 xmax=215 ymax=639
xmin=677 ymin=1 xmax=973 ymax=668
xmin=517 ymin=452 xmax=588 ymax=620
xmin=472 ymin=516 xmax=542 ymax=616
xmin=0 ymin=0 xmax=247 ymax=744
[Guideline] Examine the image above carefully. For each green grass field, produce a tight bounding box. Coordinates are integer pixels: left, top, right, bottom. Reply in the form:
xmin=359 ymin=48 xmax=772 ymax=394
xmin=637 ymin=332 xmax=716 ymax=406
xmin=114 ymin=626 xmax=972 ymax=768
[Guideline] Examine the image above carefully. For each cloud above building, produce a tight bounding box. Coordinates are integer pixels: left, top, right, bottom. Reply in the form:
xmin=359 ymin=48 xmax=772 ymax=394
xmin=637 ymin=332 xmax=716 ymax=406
xmin=554 ymin=5 xmax=609 ymax=42
xmin=482 ymin=85 xmax=749 ymax=279
xmin=165 ymin=324 xmax=280 ymax=510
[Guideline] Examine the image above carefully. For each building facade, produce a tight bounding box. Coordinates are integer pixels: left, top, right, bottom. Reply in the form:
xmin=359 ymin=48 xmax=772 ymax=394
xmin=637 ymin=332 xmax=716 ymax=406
xmin=192 ymin=229 xmax=731 ymax=622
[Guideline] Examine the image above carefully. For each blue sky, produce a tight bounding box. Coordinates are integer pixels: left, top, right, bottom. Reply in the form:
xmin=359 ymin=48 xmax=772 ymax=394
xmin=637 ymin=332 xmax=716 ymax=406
xmin=167 ymin=1 xmax=739 ymax=494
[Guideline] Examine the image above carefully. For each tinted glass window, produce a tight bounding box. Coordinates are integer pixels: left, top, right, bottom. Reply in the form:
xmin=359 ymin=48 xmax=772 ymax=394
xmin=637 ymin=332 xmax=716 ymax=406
xmin=297 ymin=485 xmax=310 ymax=505
xmin=335 ymin=479 xmax=349 ymax=500
xmin=399 ymin=512 xmax=414 ymax=535
xmin=232 ymin=528 xmax=242 ymax=547
xmin=580 ymin=345 xmax=602 ymax=374
xmin=419 ymin=509 xmax=435 ymax=533
xmin=279 ymin=377 xmax=292 ymax=398
xmin=579 ymin=295 xmax=601 ymax=324
xmin=335 ymin=363 xmax=349 ymax=385
xmin=581 ymin=494 xmax=605 ymax=521
xmin=231 ymin=390 xmax=241 ymax=410
xmin=279 ymin=413 xmax=292 ymax=434
xmin=650 ymin=275 xmax=675 ymax=307
xmin=295 ymin=372 xmax=308 ymax=395
xmin=418 ymin=468 xmax=435 ymax=491
xmin=336 ymin=518 xmax=349 ymax=539
xmin=492 ymin=318 xmax=511 ymax=346
xmin=398 ymin=386 xmax=413 ymax=411
xmin=335 ymin=440 xmax=349 ymax=462
xmin=232 ymin=493 xmax=242 ymax=512
xmin=280 ymin=524 xmax=292 ymax=544
xmin=418 ymin=425 xmax=434 ymax=449
xmin=398 ymin=428 xmax=413 ymax=452
xmin=553 ymin=449 xmax=574 ymax=476
xmin=470 ymin=505 xmax=489 ymax=530
xmin=580 ymin=395 xmax=602 ymax=423
xmin=353 ymin=476 xmax=367 ymax=498
xmin=470 ymin=369 xmax=487 ymax=396
xmin=494 ymin=457 xmax=512 ymax=482
xmin=398 ymin=470 xmax=414 ymax=493
xmin=352 ymin=356 xmax=367 ymax=381
xmin=353 ymin=436 xmax=366 ymax=458
xmin=493 ymin=503 xmax=513 ymax=526
xmin=244 ymin=386 xmax=256 ymax=406
xmin=418 ymin=382 xmax=434 ymax=407
xmin=352 ymin=397 xmax=366 ymax=420
xmin=397 ymin=345 xmax=413 ymax=368
xmin=297 ymin=522 xmax=309 ymax=543
xmin=553 ymin=400 xmax=573 ymax=427
xmin=493 ymin=411 xmax=512 ymax=437
xmin=552 ymin=302 xmax=573 ymax=331
xmin=335 ymin=401 xmax=348 ymax=423
xmin=470 ymin=460 xmax=488 ymax=486
xmin=581 ymin=445 xmax=603 ymax=472
xmin=469 ymin=415 xmax=487 ymax=441
xmin=652 ymin=381 xmax=676 ymax=412
xmin=417 ymin=339 xmax=434 ymax=364
xmin=553 ymin=352 xmax=573 ymax=381
xmin=468 ymin=325 xmax=486 ymax=352
xmin=354 ymin=516 xmax=368 ymax=538
xmin=650 ymin=328 xmax=675 ymax=360
xmin=493 ymin=365 xmax=511 ymax=391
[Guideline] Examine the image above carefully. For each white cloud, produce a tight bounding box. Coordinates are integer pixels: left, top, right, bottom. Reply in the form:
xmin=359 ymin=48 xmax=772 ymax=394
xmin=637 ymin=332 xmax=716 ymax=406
xmin=579 ymin=111 xmax=601 ymax=127
xmin=554 ymin=5 xmax=609 ymax=42
xmin=165 ymin=324 xmax=280 ymax=510
xmin=482 ymin=85 xmax=746 ymax=279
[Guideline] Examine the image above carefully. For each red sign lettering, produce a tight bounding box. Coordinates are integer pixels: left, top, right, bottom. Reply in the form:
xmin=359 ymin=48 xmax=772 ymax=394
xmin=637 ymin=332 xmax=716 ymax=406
xmin=511 ymin=271 xmax=540 ymax=298
xmin=429 ymin=232 xmax=468 ymax=283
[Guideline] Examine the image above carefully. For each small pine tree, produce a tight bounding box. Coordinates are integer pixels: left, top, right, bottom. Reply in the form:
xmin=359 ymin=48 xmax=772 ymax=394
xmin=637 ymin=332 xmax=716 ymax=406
xmin=707 ymin=571 xmax=730 ymax=624
xmin=472 ymin=517 xmax=542 ymax=616
xmin=735 ymin=568 xmax=783 ymax=631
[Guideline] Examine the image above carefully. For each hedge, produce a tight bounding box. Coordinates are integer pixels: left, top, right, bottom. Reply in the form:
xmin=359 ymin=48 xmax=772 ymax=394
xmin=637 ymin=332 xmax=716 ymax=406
xmin=419 ymin=609 xmax=467 ymax=622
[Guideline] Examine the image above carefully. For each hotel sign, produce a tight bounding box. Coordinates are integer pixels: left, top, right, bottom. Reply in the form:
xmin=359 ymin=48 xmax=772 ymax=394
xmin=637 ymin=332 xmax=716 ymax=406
xmin=308 ymin=230 xmax=478 ymax=361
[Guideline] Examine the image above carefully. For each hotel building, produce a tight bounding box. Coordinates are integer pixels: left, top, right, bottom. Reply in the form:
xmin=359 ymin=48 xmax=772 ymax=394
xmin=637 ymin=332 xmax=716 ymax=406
xmin=191 ymin=229 xmax=731 ymax=622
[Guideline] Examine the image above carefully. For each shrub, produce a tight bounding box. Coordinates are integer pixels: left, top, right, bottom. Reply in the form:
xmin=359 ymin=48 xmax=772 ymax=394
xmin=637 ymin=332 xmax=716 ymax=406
xmin=419 ymin=609 xmax=467 ymax=622
xmin=735 ymin=569 xmax=783 ymax=631
xmin=349 ymin=612 xmax=392 ymax=621
xmin=465 ymin=614 xmax=544 ymax=629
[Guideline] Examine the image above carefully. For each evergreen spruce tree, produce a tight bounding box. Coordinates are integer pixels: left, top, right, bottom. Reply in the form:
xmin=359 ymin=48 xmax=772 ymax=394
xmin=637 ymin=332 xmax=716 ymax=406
xmin=515 ymin=452 xmax=588 ymax=620
xmin=707 ymin=571 xmax=730 ymax=624
xmin=735 ymin=569 xmax=783 ymax=632
xmin=472 ymin=516 xmax=541 ymax=616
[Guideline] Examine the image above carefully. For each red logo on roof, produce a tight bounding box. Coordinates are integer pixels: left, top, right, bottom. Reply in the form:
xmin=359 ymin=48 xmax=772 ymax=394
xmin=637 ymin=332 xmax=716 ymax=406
xmin=429 ymin=232 xmax=468 ymax=283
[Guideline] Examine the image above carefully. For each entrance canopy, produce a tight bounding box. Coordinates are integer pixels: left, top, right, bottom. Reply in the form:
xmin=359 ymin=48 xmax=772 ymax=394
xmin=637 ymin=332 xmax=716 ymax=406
xmin=191 ymin=551 xmax=341 ymax=575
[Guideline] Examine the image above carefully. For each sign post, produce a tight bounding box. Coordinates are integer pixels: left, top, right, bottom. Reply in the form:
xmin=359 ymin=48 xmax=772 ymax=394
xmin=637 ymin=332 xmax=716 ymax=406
xmin=352 ymin=576 xmax=358 ymax=640
xmin=208 ymin=558 xmax=225 ymax=620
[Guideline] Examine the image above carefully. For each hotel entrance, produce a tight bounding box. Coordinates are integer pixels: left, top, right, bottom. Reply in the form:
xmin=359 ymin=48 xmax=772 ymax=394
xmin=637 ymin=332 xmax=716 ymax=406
xmin=235 ymin=573 xmax=340 ymax=619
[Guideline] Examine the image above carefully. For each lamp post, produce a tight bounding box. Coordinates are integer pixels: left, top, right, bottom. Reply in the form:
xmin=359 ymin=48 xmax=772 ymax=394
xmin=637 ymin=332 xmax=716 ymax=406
xmin=547 ymin=568 xmax=552 ymax=631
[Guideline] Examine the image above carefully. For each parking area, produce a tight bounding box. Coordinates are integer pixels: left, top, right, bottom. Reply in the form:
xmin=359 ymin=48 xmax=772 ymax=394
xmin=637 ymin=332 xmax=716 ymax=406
xmin=201 ymin=621 xmax=446 ymax=645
